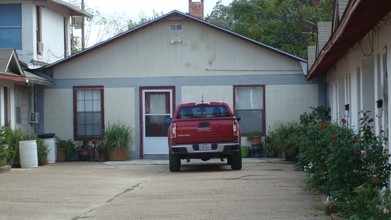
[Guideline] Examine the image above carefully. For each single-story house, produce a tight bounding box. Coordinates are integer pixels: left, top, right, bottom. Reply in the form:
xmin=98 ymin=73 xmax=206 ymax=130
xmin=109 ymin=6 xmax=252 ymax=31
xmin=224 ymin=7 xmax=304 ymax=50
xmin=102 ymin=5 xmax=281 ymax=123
xmin=38 ymin=8 xmax=326 ymax=159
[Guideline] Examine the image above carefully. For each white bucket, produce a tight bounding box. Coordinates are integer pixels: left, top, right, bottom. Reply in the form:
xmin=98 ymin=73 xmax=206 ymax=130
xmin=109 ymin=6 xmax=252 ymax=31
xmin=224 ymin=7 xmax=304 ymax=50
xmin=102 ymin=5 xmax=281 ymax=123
xmin=19 ymin=140 xmax=38 ymax=168
xmin=43 ymin=138 xmax=56 ymax=163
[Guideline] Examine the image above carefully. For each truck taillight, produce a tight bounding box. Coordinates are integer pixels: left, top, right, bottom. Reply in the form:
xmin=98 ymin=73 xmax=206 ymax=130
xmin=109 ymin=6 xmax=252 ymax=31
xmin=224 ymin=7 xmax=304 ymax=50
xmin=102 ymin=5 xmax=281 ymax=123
xmin=170 ymin=122 xmax=177 ymax=139
xmin=233 ymin=120 xmax=239 ymax=138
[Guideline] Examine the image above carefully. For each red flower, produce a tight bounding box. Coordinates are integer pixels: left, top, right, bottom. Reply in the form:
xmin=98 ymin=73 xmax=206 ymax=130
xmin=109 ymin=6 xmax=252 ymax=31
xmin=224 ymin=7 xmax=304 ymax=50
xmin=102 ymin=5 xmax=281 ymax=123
xmin=354 ymin=151 xmax=361 ymax=157
xmin=353 ymin=139 xmax=361 ymax=143
xmin=331 ymin=135 xmax=337 ymax=140
xmin=321 ymin=123 xmax=330 ymax=129
xmin=341 ymin=118 xmax=347 ymax=124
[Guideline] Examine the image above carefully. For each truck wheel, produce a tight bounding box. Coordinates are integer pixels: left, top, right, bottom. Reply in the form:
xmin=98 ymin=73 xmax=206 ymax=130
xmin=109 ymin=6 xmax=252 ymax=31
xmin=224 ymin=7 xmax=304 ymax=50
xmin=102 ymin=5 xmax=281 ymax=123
xmin=169 ymin=153 xmax=181 ymax=172
xmin=227 ymin=156 xmax=232 ymax=165
xmin=231 ymin=151 xmax=242 ymax=170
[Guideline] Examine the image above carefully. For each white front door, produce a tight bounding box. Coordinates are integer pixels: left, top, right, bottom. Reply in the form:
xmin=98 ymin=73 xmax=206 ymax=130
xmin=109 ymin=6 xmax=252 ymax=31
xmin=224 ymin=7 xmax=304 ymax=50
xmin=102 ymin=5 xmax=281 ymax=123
xmin=142 ymin=89 xmax=173 ymax=155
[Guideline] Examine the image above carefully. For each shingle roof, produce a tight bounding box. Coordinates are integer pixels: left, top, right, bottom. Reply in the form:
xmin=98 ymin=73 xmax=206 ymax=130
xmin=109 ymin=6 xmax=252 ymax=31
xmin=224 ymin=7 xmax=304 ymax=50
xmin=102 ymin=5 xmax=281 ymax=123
xmin=0 ymin=48 xmax=52 ymax=84
xmin=0 ymin=48 xmax=14 ymax=73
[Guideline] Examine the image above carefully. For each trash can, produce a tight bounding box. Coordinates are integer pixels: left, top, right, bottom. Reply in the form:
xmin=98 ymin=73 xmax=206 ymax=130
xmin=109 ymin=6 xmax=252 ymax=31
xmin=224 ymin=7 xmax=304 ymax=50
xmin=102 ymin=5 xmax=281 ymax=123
xmin=19 ymin=140 xmax=38 ymax=168
xmin=38 ymin=133 xmax=56 ymax=164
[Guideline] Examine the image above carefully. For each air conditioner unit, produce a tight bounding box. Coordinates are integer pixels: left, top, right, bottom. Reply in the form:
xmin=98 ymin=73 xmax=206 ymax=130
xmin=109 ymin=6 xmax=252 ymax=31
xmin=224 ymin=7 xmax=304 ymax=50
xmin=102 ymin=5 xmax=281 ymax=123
xmin=37 ymin=42 xmax=44 ymax=53
xmin=29 ymin=112 xmax=39 ymax=124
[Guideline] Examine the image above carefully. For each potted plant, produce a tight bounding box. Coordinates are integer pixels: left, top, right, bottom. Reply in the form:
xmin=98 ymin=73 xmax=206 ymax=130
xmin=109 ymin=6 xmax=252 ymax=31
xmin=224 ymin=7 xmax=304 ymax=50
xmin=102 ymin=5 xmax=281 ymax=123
xmin=246 ymin=131 xmax=262 ymax=157
xmin=246 ymin=132 xmax=262 ymax=145
xmin=77 ymin=138 xmax=90 ymax=161
xmin=104 ymin=121 xmax=133 ymax=161
xmin=96 ymin=138 xmax=107 ymax=162
xmin=57 ymin=139 xmax=76 ymax=162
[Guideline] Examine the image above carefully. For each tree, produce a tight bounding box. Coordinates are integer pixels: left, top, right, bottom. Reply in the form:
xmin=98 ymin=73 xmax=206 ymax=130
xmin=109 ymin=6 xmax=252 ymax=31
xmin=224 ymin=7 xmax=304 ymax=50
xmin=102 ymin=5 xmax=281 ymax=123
xmin=205 ymin=1 xmax=235 ymax=30
xmin=127 ymin=10 xmax=163 ymax=30
xmin=206 ymin=0 xmax=333 ymax=59
xmin=69 ymin=0 xmax=161 ymax=53
xmin=83 ymin=10 xmax=129 ymax=47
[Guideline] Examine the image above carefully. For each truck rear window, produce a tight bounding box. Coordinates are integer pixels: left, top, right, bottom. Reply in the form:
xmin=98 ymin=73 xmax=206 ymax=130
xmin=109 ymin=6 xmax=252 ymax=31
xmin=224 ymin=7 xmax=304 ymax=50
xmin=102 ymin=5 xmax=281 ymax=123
xmin=177 ymin=105 xmax=230 ymax=119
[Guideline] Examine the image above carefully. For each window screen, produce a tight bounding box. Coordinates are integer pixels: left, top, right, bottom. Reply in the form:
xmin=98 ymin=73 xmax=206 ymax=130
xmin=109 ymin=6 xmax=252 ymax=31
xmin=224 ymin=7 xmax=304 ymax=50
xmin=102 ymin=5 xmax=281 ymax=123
xmin=74 ymin=87 xmax=103 ymax=139
xmin=235 ymin=86 xmax=264 ymax=134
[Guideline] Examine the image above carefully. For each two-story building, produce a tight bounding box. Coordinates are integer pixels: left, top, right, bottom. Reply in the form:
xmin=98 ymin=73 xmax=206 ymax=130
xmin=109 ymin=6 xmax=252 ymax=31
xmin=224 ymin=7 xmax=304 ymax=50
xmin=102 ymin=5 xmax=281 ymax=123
xmin=0 ymin=0 xmax=90 ymax=133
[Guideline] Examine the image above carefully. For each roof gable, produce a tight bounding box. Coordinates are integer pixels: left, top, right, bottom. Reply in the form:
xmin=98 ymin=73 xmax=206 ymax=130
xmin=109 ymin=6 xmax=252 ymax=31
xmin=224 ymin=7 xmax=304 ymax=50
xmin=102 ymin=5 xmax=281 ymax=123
xmin=0 ymin=48 xmax=24 ymax=76
xmin=42 ymin=10 xmax=306 ymax=71
xmin=0 ymin=48 xmax=52 ymax=85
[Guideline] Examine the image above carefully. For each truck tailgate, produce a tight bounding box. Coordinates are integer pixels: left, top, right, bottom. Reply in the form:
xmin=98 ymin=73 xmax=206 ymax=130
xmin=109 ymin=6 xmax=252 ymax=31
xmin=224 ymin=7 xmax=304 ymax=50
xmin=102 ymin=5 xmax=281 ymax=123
xmin=175 ymin=118 xmax=233 ymax=143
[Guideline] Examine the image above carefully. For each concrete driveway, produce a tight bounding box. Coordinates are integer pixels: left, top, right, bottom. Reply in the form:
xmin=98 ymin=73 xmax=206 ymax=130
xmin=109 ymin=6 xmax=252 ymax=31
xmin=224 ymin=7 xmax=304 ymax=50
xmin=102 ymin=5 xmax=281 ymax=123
xmin=0 ymin=158 xmax=328 ymax=220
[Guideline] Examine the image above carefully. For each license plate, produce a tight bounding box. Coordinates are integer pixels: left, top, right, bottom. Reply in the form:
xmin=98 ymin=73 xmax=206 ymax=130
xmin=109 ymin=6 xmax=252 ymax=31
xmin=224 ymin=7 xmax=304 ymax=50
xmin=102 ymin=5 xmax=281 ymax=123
xmin=199 ymin=143 xmax=212 ymax=151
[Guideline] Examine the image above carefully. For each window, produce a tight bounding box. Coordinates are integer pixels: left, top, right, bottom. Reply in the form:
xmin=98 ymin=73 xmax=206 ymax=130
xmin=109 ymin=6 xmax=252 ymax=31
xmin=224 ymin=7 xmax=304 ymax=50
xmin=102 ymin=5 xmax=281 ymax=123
xmin=73 ymin=86 xmax=104 ymax=139
xmin=15 ymin=89 xmax=21 ymax=124
xmin=169 ymin=24 xmax=182 ymax=31
xmin=234 ymin=85 xmax=265 ymax=135
xmin=0 ymin=4 xmax=22 ymax=49
xmin=169 ymin=24 xmax=183 ymax=44
xmin=176 ymin=105 xmax=229 ymax=119
xmin=144 ymin=91 xmax=171 ymax=137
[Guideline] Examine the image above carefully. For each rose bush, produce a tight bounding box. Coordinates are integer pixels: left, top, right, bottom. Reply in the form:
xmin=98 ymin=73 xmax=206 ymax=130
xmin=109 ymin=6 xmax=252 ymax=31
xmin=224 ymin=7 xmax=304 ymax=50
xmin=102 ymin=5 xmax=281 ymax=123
xmin=269 ymin=107 xmax=391 ymax=218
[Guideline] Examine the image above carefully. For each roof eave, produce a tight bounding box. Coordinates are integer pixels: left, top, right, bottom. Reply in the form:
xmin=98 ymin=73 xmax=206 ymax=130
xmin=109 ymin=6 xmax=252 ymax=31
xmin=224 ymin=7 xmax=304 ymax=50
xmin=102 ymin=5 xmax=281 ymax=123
xmin=50 ymin=0 xmax=92 ymax=18
xmin=307 ymin=0 xmax=391 ymax=80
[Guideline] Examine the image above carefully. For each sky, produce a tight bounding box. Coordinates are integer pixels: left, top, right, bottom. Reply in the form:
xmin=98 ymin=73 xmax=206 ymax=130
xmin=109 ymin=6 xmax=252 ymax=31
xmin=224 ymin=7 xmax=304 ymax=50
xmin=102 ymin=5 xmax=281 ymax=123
xmin=84 ymin=0 xmax=233 ymax=21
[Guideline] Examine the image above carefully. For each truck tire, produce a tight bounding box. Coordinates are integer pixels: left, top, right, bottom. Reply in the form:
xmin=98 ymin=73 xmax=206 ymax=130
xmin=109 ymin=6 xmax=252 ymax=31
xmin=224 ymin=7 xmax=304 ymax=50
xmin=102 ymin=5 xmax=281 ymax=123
xmin=169 ymin=153 xmax=181 ymax=172
xmin=231 ymin=151 xmax=242 ymax=170
xmin=227 ymin=156 xmax=232 ymax=165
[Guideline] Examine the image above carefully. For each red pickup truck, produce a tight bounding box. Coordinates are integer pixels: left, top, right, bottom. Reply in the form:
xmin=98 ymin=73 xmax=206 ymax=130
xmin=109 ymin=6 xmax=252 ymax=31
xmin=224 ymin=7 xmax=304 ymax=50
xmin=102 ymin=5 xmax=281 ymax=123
xmin=165 ymin=101 xmax=242 ymax=172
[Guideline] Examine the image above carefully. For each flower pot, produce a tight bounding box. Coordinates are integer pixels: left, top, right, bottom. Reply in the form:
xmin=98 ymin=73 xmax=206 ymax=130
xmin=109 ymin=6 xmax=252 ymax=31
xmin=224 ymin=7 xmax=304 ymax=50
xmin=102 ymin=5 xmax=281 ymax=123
xmin=241 ymin=146 xmax=250 ymax=158
xmin=250 ymin=136 xmax=261 ymax=145
xmin=98 ymin=152 xmax=107 ymax=162
xmin=57 ymin=148 xmax=67 ymax=162
xmin=78 ymin=149 xmax=89 ymax=161
xmin=0 ymin=165 xmax=11 ymax=174
xmin=109 ymin=148 xmax=128 ymax=161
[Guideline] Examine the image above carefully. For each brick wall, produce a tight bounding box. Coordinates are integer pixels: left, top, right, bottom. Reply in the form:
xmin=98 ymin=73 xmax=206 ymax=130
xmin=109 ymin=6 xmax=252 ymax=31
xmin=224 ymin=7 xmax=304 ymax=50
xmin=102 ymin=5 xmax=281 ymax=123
xmin=189 ymin=0 xmax=204 ymax=20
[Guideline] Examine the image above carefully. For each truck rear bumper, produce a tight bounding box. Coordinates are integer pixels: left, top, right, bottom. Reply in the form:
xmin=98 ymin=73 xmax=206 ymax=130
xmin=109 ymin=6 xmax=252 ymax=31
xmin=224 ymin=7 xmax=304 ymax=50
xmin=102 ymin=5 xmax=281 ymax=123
xmin=171 ymin=143 xmax=240 ymax=154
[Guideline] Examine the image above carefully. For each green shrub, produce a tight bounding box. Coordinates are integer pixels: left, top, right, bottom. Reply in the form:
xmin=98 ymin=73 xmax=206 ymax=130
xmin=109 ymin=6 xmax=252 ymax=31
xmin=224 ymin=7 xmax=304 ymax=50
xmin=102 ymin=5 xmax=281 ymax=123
xmin=0 ymin=127 xmax=23 ymax=167
xmin=0 ymin=127 xmax=48 ymax=167
xmin=37 ymin=138 xmax=48 ymax=166
xmin=267 ymin=106 xmax=391 ymax=218
xmin=266 ymin=122 xmax=301 ymax=161
xmin=57 ymin=139 xmax=77 ymax=157
xmin=103 ymin=121 xmax=133 ymax=159
xmin=297 ymin=109 xmax=390 ymax=218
